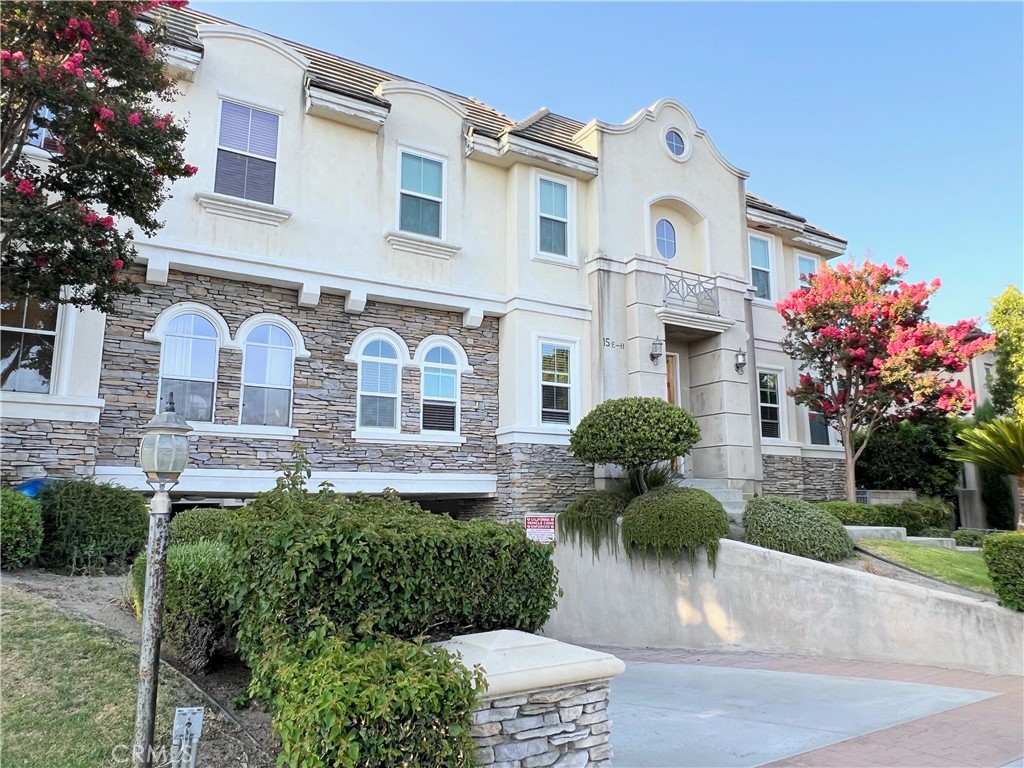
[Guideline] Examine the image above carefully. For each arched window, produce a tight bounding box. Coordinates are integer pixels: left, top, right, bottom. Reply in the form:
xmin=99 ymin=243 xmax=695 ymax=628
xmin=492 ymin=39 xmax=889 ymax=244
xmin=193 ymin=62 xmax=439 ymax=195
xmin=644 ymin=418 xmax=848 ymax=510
xmin=655 ymin=219 xmax=676 ymax=259
xmin=358 ymin=338 xmax=401 ymax=430
xmin=241 ymin=324 xmax=294 ymax=427
xmin=158 ymin=313 xmax=218 ymax=422
xmin=421 ymin=345 xmax=459 ymax=432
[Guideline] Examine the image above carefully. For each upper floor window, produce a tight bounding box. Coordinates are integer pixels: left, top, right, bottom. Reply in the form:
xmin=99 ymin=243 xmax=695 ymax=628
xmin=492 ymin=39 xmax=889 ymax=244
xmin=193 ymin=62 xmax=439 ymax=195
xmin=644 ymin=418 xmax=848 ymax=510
xmin=809 ymin=412 xmax=830 ymax=445
xmin=241 ymin=324 xmax=294 ymax=427
xmin=538 ymin=178 xmax=569 ymax=257
xmin=798 ymin=254 xmax=818 ymax=289
xmin=540 ymin=342 xmax=572 ymax=424
xmin=215 ymin=100 xmax=279 ymax=205
xmin=159 ymin=313 xmax=218 ymax=422
xmin=758 ymin=371 xmax=781 ymax=439
xmin=399 ymin=152 xmax=444 ymax=238
xmin=421 ymin=345 xmax=459 ymax=433
xmin=0 ymin=290 xmax=57 ymax=393
xmin=749 ymin=235 xmax=772 ymax=300
xmin=665 ymin=129 xmax=686 ymax=157
xmin=358 ymin=339 xmax=401 ymax=430
xmin=26 ymin=107 xmax=62 ymax=153
xmin=656 ymin=219 xmax=676 ymax=259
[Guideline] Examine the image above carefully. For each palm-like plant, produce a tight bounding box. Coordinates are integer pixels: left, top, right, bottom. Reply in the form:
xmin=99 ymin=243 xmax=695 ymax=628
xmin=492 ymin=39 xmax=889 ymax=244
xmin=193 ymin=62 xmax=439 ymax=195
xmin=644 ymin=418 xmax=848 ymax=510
xmin=948 ymin=417 xmax=1024 ymax=529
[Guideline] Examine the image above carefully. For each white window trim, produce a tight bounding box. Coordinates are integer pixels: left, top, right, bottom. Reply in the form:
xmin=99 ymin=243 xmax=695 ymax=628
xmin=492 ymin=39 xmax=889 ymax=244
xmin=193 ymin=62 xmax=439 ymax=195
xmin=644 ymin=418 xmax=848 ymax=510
xmin=345 ymin=328 xmax=413 ymax=436
xmin=757 ymin=366 xmax=786 ymax=442
xmin=413 ymin=336 xmax=473 ymax=437
xmin=238 ymin=322 xmax=298 ymax=429
xmin=748 ymin=233 xmax=775 ymax=303
xmin=533 ymin=170 xmax=577 ymax=266
xmin=0 ymin=295 xmax=62 ymax=397
xmin=396 ymin=145 xmax=448 ymax=242
xmin=215 ymin=98 xmax=282 ymax=205
xmin=533 ymin=333 xmax=581 ymax=429
xmin=795 ymin=251 xmax=820 ymax=290
xmin=663 ymin=126 xmax=693 ymax=162
xmin=655 ymin=218 xmax=677 ymax=260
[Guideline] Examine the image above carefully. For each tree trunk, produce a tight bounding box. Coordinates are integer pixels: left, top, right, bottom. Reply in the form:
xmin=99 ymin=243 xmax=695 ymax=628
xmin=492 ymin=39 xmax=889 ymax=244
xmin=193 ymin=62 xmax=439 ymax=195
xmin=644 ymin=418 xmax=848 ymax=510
xmin=636 ymin=468 xmax=649 ymax=495
xmin=844 ymin=439 xmax=857 ymax=502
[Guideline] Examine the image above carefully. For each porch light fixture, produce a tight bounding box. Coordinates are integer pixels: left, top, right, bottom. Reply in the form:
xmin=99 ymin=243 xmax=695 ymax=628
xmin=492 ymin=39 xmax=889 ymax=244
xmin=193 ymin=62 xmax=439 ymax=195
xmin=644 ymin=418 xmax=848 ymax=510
xmin=735 ymin=350 xmax=747 ymax=374
xmin=133 ymin=394 xmax=192 ymax=768
xmin=650 ymin=337 xmax=664 ymax=365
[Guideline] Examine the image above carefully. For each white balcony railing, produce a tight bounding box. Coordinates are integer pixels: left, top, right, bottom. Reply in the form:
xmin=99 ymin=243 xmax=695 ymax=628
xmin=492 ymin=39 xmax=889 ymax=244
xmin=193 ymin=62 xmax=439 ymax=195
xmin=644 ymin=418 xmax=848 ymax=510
xmin=664 ymin=270 xmax=719 ymax=315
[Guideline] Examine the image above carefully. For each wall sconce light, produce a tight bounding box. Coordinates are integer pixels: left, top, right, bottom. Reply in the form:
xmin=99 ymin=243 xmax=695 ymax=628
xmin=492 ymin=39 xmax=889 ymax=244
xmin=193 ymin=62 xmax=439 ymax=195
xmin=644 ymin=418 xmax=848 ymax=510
xmin=650 ymin=337 xmax=664 ymax=365
xmin=735 ymin=350 xmax=747 ymax=374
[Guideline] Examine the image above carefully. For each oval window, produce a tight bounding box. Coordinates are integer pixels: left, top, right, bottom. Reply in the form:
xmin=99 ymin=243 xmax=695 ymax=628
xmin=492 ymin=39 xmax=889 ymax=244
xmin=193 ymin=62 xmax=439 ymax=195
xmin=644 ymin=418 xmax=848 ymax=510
xmin=656 ymin=219 xmax=676 ymax=259
xmin=665 ymin=129 xmax=686 ymax=157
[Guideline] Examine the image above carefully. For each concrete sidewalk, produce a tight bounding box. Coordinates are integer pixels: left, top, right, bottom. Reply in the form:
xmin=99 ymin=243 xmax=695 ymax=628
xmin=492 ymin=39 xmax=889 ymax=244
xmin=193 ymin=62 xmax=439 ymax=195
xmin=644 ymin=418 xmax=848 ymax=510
xmin=592 ymin=647 xmax=1023 ymax=768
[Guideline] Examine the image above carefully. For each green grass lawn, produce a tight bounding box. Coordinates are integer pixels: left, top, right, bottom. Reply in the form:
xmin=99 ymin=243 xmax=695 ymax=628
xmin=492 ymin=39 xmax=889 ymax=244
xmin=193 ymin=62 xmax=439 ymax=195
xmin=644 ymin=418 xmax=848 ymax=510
xmin=858 ymin=539 xmax=995 ymax=594
xmin=0 ymin=586 xmax=210 ymax=768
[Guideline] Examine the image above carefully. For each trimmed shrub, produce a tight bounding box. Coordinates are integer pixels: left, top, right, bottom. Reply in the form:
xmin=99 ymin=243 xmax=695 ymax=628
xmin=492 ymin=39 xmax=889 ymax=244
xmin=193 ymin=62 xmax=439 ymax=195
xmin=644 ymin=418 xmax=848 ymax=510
xmin=620 ymin=487 xmax=729 ymax=570
xmin=610 ymin=463 xmax=679 ymax=501
xmin=745 ymin=496 xmax=854 ymax=563
xmin=982 ymin=531 xmax=1024 ymax=611
xmin=38 ymin=479 xmax=147 ymax=573
xmin=0 ymin=489 xmax=44 ymax=569
xmin=952 ymin=529 xmax=990 ymax=547
xmin=131 ymin=541 xmax=233 ymax=672
xmin=854 ymin=419 xmax=961 ymax=501
xmin=558 ymin=490 xmax=627 ymax=558
xmin=818 ymin=501 xmax=927 ymax=535
xmin=169 ymin=507 xmax=235 ymax=545
xmin=899 ymin=497 xmax=954 ymax=530
xmin=268 ymin=626 xmax=481 ymax=768
xmin=919 ymin=526 xmax=955 ymax=539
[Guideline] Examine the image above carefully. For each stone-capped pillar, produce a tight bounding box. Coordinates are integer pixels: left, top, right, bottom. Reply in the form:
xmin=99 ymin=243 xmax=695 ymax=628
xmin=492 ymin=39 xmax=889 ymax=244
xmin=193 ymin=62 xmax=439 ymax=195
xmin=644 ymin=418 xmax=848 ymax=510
xmin=439 ymin=630 xmax=625 ymax=767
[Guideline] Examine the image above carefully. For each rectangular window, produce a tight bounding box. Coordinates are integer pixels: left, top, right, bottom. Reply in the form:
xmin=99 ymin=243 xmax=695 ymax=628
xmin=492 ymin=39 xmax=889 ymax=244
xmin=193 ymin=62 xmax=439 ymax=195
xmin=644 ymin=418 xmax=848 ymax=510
xmin=541 ymin=342 xmax=571 ymax=424
xmin=0 ymin=289 xmax=58 ymax=394
xmin=798 ymin=254 xmax=818 ymax=288
xmin=759 ymin=371 xmax=781 ymax=439
xmin=26 ymin=107 xmax=62 ymax=153
xmin=749 ymin=235 xmax=772 ymax=300
xmin=538 ymin=178 xmax=569 ymax=256
xmin=422 ymin=366 xmax=457 ymax=432
xmin=214 ymin=100 xmax=279 ymax=205
xmin=399 ymin=152 xmax=444 ymax=238
xmin=809 ymin=412 xmax=830 ymax=445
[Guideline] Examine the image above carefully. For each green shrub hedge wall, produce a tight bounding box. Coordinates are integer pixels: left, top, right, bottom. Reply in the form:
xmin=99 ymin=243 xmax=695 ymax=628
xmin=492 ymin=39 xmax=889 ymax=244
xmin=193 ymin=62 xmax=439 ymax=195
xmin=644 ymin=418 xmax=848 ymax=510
xmin=558 ymin=490 xmax=627 ymax=558
xmin=0 ymin=489 xmax=44 ymax=569
xmin=982 ymin=532 xmax=1024 ymax=611
xmin=169 ymin=507 xmax=235 ymax=545
xmin=818 ymin=501 xmax=929 ymax=535
xmin=952 ymin=529 xmax=990 ymax=547
xmin=131 ymin=541 xmax=233 ymax=672
xmin=746 ymin=496 xmax=854 ymax=563
xmin=620 ymin=487 xmax=729 ymax=569
xmin=899 ymin=498 xmax=954 ymax=530
xmin=38 ymin=479 xmax=147 ymax=573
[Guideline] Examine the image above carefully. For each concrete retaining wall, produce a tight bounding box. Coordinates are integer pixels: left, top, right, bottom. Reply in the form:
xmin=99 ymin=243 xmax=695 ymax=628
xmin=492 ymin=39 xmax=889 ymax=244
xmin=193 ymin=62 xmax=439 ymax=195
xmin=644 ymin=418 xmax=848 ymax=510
xmin=543 ymin=537 xmax=1023 ymax=677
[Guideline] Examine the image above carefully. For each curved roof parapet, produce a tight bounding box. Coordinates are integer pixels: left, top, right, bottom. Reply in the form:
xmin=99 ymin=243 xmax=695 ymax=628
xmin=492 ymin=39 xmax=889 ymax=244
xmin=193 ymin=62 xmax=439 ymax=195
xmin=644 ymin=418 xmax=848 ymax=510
xmin=196 ymin=24 xmax=310 ymax=71
xmin=375 ymin=81 xmax=469 ymax=120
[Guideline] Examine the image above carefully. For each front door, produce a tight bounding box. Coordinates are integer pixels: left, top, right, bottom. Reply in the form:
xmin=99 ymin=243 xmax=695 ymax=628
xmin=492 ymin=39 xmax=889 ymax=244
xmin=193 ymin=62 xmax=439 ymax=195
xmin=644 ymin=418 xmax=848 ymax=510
xmin=666 ymin=354 xmax=681 ymax=472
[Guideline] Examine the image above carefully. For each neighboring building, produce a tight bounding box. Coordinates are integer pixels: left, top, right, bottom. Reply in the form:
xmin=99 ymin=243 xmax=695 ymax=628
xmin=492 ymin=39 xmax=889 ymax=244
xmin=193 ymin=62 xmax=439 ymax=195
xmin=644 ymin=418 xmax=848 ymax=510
xmin=0 ymin=7 xmax=851 ymax=516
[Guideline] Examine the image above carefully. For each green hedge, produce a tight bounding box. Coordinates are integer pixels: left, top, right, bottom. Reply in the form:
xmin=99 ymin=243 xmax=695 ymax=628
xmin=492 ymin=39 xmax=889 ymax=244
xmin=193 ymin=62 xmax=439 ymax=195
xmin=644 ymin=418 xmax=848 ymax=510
xmin=131 ymin=541 xmax=233 ymax=672
xmin=169 ymin=507 xmax=235 ymax=545
xmin=227 ymin=484 xmax=559 ymax=697
xmin=982 ymin=532 xmax=1024 ymax=611
xmin=899 ymin=498 xmax=954 ymax=530
xmin=952 ymin=529 xmax=990 ymax=547
xmin=0 ymin=489 xmax=44 ymax=569
xmin=268 ymin=626 xmax=480 ymax=768
xmin=558 ymin=490 xmax=627 ymax=558
xmin=919 ymin=526 xmax=955 ymax=539
xmin=620 ymin=487 xmax=729 ymax=570
xmin=38 ymin=479 xmax=147 ymax=573
xmin=818 ymin=501 xmax=930 ymax=536
xmin=746 ymin=496 xmax=854 ymax=563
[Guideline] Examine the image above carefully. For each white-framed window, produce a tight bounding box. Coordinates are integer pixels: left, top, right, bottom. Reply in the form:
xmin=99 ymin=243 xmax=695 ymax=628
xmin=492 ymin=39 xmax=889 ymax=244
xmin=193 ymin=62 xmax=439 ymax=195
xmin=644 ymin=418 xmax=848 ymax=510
xmin=214 ymin=100 xmax=280 ymax=205
xmin=1 ymin=289 xmax=58 ymax=394
xmin=421 ymin=345 xmax=459 ymax=433
xmin=540 ymin=341 xmax=573 ymax=425
xmin=358 ymin=338 xmax=402 ymax=430
xmin=158 ymin=313 xmax=219 ymax=422
xmin=241 ymin=323 xmax=294 ymax=427
xmin=797 ymin=253 xmax=819 ymax=289
xmin=749 ymin=234 xmax=773 ymax=300
xmin=399 ymin=150 xmax=445 ymax=239
xmin=538 ymin=176 xmax=570 ymax=257
xmin=758 ymin=370 xmax=783 ymax=439
xmin=26 ymin=106 xmax=61 ymax=153
xmin=655 ymin=219 xmax=676 ymax=259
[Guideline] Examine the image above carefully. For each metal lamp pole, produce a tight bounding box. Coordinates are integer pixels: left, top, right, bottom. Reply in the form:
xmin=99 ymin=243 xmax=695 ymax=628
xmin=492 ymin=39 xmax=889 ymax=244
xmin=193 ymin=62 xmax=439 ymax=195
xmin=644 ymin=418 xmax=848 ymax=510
xmin=132 ymin=397 xmax=191 ymax=768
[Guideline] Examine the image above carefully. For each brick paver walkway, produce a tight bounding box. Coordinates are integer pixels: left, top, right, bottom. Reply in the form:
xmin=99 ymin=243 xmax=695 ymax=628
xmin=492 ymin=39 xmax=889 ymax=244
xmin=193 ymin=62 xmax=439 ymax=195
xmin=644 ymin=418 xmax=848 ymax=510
xmin=590 ymin=646 xmax=1024 ymax=768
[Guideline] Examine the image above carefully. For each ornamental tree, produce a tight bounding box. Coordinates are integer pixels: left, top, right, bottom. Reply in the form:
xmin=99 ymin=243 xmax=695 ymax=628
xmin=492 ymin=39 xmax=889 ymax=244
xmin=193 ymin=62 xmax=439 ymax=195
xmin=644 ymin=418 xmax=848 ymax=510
xmin=570 ymin=397 xmax=701 ymax=494
xmin=1 ymin=1 xmax=197 ymax=313
xmin=777 ymin=256 xmax=995 ymax=502
xmin=988 ymin=286 xmax=1024 ymax=421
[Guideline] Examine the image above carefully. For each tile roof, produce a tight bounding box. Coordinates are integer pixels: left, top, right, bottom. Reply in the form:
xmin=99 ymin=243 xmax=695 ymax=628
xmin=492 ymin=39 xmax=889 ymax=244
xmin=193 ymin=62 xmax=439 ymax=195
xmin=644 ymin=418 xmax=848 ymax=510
xmin=745 ymin=193 xmax=846 ymax=245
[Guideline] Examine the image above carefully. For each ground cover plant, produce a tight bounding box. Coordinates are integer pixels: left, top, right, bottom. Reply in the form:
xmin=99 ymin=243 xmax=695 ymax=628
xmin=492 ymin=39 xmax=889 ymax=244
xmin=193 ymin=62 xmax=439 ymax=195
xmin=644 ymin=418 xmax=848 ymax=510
xmin=745 ymin=496 xmax=854 ymax=563
xmin=0 ymin=488 xmax=43 ymax=569
xmin=858 ymin=538 xmax=995 ymax=594
xmin=620 ymin=487 xmax=729 ymax=570
xmin=557 ymin=489 xmax=627 ymax=558
xmin=982 ymin=532 xmax=1024 ymax=610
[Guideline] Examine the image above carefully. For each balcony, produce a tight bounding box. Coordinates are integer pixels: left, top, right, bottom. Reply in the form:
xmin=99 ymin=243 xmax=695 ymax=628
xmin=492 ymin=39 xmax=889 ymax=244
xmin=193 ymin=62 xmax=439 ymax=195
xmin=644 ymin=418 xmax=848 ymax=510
xmin=664 ymin=269 xmax=719 ymax=315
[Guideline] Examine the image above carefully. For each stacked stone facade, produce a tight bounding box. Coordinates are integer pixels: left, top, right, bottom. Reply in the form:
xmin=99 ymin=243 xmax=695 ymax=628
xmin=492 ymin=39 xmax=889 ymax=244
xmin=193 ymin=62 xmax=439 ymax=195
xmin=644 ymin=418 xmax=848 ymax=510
xmin=762 ymin=454 xmax=845 ymax=502
xmin=471 ymin=681 xmax=612 ymax=768
xmin=1 ymin=419 xmax=98 ymax=483
xmin=493 ymin=444 xmax=594 ymax=520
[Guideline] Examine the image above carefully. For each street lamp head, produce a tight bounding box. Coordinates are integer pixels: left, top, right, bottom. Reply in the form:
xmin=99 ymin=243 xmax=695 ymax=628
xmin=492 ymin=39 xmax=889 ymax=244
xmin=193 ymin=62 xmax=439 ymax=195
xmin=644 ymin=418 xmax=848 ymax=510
xmin=139 ymin=396 xmax=192 ymax=487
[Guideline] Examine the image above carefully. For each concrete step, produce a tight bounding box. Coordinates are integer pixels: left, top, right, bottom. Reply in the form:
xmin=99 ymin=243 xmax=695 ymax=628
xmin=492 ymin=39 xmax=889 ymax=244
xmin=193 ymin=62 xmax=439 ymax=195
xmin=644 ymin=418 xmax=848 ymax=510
xmin=906 ymin=536 xmax=957 ymax=550
xmin=677 ymin=477 xmax=732 ymax=491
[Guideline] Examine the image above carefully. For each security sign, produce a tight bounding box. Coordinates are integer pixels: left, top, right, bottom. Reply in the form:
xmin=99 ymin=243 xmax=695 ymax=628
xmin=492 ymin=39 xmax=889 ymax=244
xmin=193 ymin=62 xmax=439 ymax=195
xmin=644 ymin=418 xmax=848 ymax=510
xmin=524 ymin=514 xmax=557 ymax=543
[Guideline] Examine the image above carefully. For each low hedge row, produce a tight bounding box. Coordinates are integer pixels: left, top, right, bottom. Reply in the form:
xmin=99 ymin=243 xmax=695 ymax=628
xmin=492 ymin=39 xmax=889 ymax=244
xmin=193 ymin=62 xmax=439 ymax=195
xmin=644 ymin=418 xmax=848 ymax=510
xmin=620 ymin=487 xmax=729 ymax=570
xmin=817 ymin=498 xmax=952 ymax=537
xmin=982 ymin=532 xmax=1024 ymax=612
xmin=745 ymin=496 xmax=854 ymax=563
xmin=0 ymin=489 xmax=44 ymax=569
xmin=169 ymin=507 xmax=235 ymax=545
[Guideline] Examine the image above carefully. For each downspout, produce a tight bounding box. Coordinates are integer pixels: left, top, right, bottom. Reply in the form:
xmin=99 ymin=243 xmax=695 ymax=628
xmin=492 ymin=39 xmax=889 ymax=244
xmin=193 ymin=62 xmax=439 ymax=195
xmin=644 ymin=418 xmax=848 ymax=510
xmin=744 ymin=288 xmax=763 ymax=493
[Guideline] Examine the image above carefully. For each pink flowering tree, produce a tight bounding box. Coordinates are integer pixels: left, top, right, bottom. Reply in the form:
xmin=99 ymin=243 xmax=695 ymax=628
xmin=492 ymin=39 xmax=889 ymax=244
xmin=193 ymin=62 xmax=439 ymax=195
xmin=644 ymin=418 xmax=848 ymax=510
xmin=777 ymin=256 xmax=995 ymax=502
xmin=1 ymin=1 xmax=197 ymax=313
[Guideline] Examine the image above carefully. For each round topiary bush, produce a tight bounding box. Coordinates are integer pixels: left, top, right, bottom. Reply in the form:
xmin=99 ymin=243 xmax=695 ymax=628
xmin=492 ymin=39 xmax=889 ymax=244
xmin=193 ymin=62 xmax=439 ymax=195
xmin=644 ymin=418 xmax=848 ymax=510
xmin=982 ymin=531 xmax=1024 ymax=611
xmin=169 ymin=507 xmax=235 ymax=545
xmin=621 ymin=487 xmax=729 ymax=570
xmin=558 ymin=490 xmax=627 ymax=558
xmin=745 ymin=496 xmax=854 ymax=563
xmin=0 ymin=488 xmax=44 ymax=570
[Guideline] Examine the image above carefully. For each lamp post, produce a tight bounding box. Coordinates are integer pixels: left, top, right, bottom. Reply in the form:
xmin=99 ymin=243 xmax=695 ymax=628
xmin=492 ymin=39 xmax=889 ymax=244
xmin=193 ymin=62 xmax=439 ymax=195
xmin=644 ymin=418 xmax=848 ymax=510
xmin=132 ymin=396 xmax=191 ymax=768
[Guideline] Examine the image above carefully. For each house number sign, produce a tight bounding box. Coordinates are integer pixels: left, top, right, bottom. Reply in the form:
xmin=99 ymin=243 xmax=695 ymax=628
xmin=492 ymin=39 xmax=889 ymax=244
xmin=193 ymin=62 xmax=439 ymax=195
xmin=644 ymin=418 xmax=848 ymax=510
xmin=602 ymin=337 xmax=625 ymax=350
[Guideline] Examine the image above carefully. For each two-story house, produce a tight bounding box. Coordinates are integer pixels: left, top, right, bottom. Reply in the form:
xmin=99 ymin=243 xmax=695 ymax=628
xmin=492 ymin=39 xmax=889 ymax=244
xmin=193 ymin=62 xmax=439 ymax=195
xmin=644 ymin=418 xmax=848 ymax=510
xmin=0 ymin=7 xmax=849 ymax=517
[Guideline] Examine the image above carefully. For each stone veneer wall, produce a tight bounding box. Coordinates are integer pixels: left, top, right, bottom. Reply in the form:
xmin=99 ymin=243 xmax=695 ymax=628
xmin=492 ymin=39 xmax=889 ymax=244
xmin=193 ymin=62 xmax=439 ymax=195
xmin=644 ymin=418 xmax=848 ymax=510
xmin=471 ymin=681 xmax=612 ymax=768
xmin=762 ymin=454 xmax=845 ymax=502
xmin=1 ymin=419 xmax=99 ymax=484
xmin=492 ymin=443 xmax=594 ymax=520
xmin=93 ymin=268 xmax=499 ymax=477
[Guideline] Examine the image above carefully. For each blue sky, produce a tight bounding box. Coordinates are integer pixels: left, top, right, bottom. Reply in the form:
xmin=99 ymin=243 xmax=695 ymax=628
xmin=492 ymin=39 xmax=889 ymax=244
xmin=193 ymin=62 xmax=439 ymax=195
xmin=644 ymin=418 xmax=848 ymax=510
xmin=192 ymin=1 xmax=1023 ymax=326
